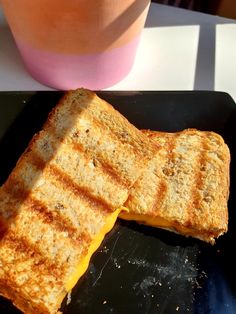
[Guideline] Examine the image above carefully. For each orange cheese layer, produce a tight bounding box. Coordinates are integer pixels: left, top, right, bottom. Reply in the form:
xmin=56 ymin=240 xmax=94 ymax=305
xmin=119 ymin=211 xmax=214 ymax=242
xmin=119 ymin=211 xmax=177 ymax=229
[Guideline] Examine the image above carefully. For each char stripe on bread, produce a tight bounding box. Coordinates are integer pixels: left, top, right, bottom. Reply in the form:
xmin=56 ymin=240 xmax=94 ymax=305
xmin=33 ymin=132 xmax=143 ymax=210
xmin=48 ymin=164 xmax=112 ymax=212
xmin=150 ymin=181 xmax=168 ymax=215
xmin=149 ymin=133 xmax=177 ymax=215
xmin=45 ymin=124 xmax=132 ymax=189
xmin=0 ymin=89 xmax=156 ymax=314
xmin=1 ymin=231 xmax=66 ymax=273
xmin=72 ymin=142 xmax=131 ymax=188
xmin=0 ymin=218 xmax=7 ymax=238
xmin=19 ymin=149 xmax=117 ymax=213
xmin=26 ymin=197 xmax=90 ymax=244
xmin=189 ymin=134 xmax=209 ymax=223
xmin=1 ymin=183 xmax=84 ymax=243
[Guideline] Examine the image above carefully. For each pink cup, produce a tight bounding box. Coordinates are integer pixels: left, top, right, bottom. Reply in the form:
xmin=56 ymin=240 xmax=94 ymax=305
xmin=1 ymin=0 xmax=150 ymax=90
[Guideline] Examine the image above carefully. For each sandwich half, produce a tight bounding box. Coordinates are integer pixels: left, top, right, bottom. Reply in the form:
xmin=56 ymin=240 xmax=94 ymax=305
xmin=120 ymin=129 xmax=230 ymax=244
xmin=0 ymin=89 xmax=156 ymax=314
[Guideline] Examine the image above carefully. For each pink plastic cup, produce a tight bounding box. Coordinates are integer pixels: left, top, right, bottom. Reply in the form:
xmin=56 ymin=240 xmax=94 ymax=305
xmin=1 ymin=0 xmax=150 ymax=89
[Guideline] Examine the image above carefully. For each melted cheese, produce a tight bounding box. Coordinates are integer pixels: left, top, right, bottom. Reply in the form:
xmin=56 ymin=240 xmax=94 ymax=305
xmin=119 ymin=211 xmax=213 ymax=242
xmin=119 ymin=212 xmax=174 ymax=229
xmin=65 ymin=208 xmax=123 ymax=291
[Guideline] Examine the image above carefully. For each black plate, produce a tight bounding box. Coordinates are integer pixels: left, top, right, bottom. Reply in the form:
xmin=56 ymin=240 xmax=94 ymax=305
xmin=0 ymin=91 xmax=235 ymax=314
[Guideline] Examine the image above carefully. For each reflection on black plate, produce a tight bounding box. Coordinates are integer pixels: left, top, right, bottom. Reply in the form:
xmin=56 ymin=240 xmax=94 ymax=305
xmin=0 ymin=91 xmax=235 ymax=314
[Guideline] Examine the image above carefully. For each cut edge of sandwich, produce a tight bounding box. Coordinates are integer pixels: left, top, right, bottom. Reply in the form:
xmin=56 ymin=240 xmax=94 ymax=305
xmin=58 ymin=206 xmax=124 ymax=308
xmin=119 ymin=210 xmax=226 ymax=244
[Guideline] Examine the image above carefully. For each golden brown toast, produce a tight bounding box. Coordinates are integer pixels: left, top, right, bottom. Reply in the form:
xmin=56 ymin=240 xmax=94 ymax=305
xmin=0 ymin=89 xmax=156 ymax=314
xmin=120 ymin=129 xmax=230 ymax=244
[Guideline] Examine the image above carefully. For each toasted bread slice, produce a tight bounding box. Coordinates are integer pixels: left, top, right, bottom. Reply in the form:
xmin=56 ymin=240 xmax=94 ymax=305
xmin=120 ymin=129 xmax=230 ymax=244
xmin=0 ymin=89 xmax=156 ymax=314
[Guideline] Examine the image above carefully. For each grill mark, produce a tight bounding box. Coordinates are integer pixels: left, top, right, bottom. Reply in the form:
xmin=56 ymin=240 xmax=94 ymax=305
xmin=35 ymin=128 xmax=131 ymax=190
xmin=26 ymin=196 xmax=92 ymax=245
xmin=185 ymin=135 xmax=208 ymax=227
xmin=52 ymin=93 xmax=147 ymax=156
xmin=126 ymin=135 xmax=175 ymax=213
xmin=80 ymin=115 xmax=141 ymax=156
xmin=3 ymin=176 xmax=30 ymax=201
xmin=29 ymin=142 xmax=127 ymax=209
xmin=0 ymin=217 xmax=7 ymax=239
xmin=6 ymin=149 xmax=112 ymax=216
xmin=47 ymin=107 xmax=145 ymax=159
xmin=3 ymin=175 xmax=92 ymax=246
xmin=29 ymin=150 xmax=46 ymax=170
xmin=48 ymin=164 xmax=112 ymax=212
xmin=0 ymin=278 xmax=51 ymax=314
xmin=163 ymin=131 xmax=200 ymax=224
xmin=3 ymin=232 xmax=64 ymax=277
xmin=73 ymin=142 xmax=84 ymax=153
xmin=159 ymin=134 xmax=177 ymax=178
xmin=28 ymin=112 xmax=139 ymax=191
xmin=166 ymin=134 xmax=176 ymax=162
xmin=192 ymin=138 xmax=208 ymax=209
xmin=124 ymin=193 xmax=135 ymax=206
xmin=126 ymin=140 xmax=171 ymax=213
xmin=73 ymin=142 xmax=130 ymax=188
xmin=150 ymin=180 xmax=168 ymax=215
xmin=99 ymin=160 xmax=130 ymax=188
